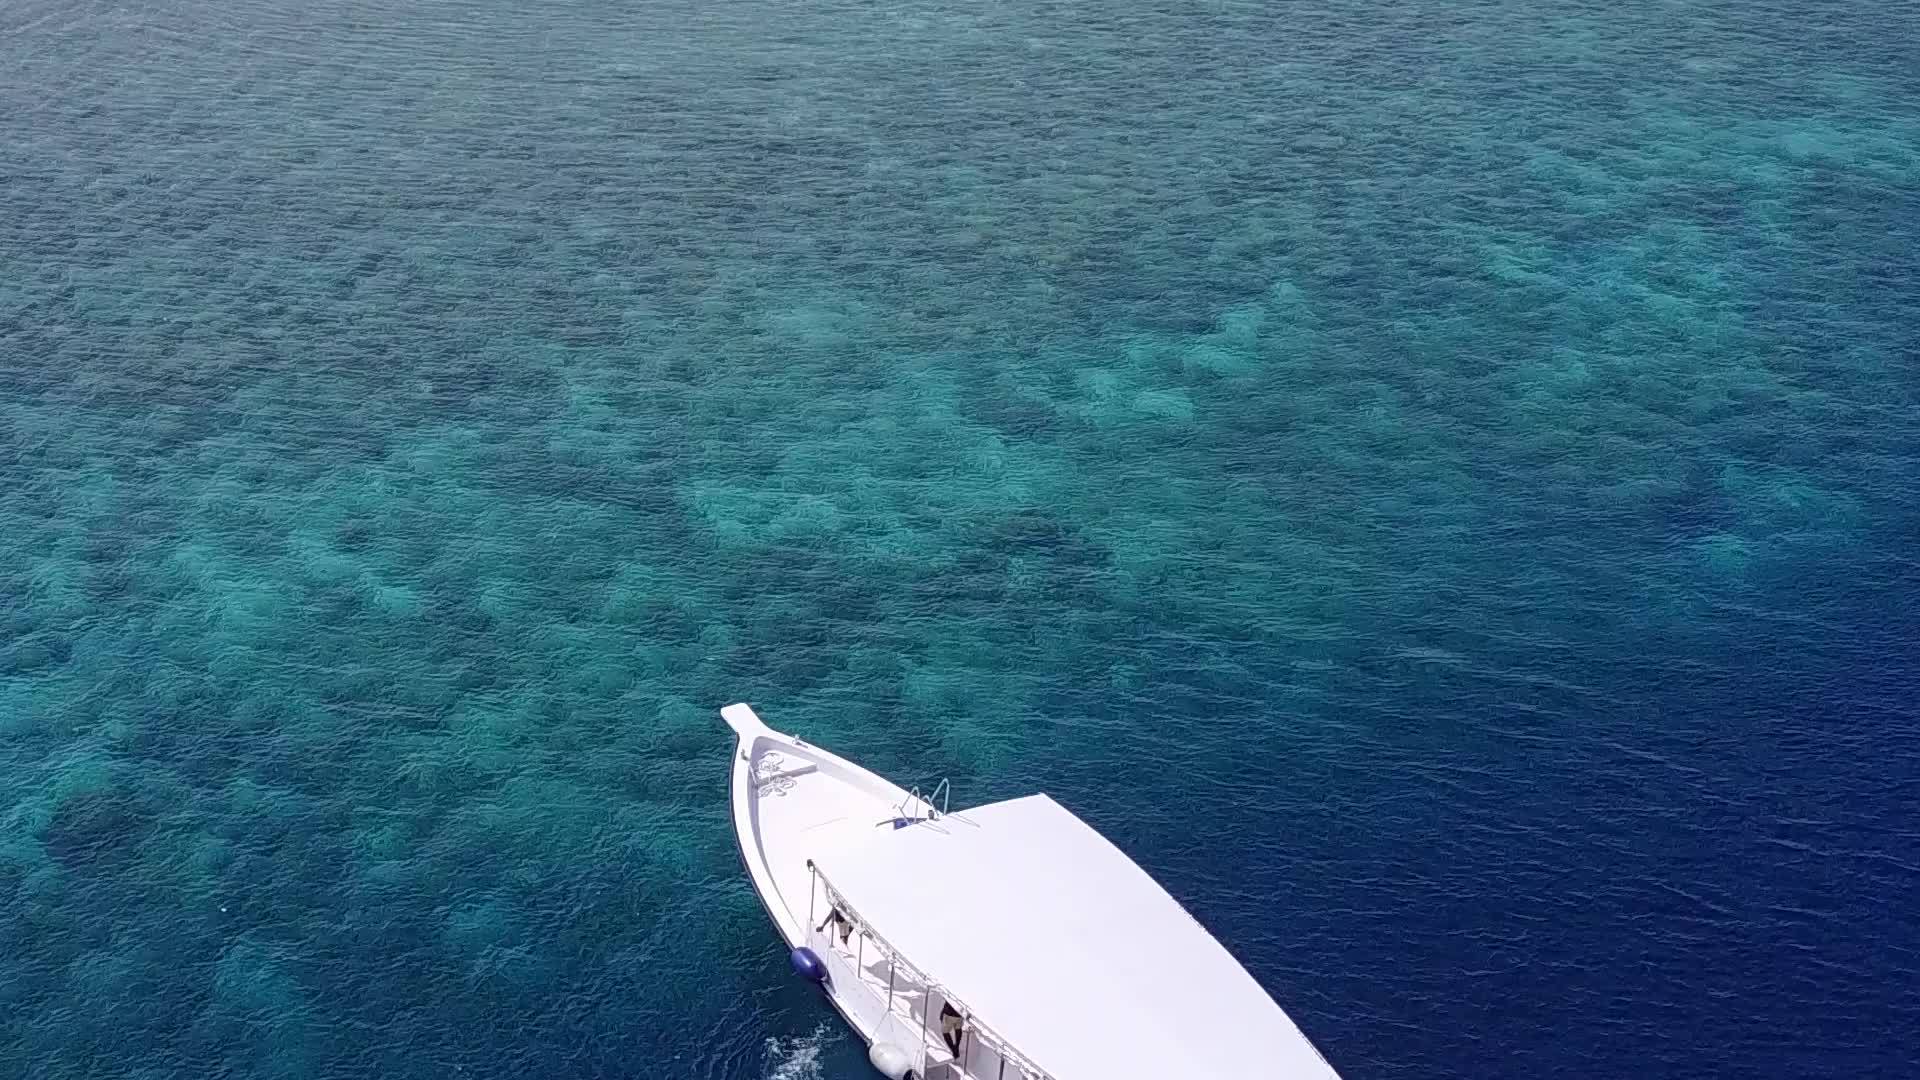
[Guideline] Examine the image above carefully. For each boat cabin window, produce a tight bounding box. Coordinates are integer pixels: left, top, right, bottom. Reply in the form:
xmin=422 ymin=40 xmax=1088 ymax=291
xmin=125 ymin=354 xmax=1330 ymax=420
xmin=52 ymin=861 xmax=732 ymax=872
xmin=817 ymin=906 xmax=853 ymax=947
xmin=939 ymin=1001 xmax=965 ymax=1056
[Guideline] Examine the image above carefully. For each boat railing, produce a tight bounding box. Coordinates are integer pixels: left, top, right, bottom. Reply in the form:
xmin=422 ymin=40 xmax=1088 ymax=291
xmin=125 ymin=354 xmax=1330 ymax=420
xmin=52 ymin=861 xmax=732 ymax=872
xmin=808 ymin=864 xmax=1049 ymax=1080
xmin=899 ymin=778 xmax=950 ymax=820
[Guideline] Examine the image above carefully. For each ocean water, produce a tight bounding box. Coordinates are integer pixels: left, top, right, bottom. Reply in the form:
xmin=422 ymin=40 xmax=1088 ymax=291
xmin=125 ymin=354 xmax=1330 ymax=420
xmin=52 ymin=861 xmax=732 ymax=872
xmin=3 ymin=0 xmax=1917 ymax=1076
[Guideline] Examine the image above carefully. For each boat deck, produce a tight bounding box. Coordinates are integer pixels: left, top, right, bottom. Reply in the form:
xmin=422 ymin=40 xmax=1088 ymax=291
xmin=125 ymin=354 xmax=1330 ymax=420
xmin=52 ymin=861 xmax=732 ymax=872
xmin=815 ymin=922 xmax=976 ymax=1078
xmin=749 ymin=748 xmax=897 ymax=938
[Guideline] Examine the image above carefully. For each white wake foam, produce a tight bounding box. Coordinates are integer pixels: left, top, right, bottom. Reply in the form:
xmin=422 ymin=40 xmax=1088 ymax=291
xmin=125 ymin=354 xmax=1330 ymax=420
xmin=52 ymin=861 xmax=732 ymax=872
xmin=763 ymin=1023 xmax=832 ymax=1080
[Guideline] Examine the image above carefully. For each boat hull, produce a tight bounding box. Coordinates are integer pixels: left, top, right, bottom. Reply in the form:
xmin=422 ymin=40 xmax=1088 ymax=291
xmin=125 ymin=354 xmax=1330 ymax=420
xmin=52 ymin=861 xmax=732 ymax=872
xmin=723 ymin=703 xmax=921 ymax=945
xmin=723 ymin=705 xmax=966 ymax=1074
xmin=723 ymin=702 xmax=1342 ymax=1080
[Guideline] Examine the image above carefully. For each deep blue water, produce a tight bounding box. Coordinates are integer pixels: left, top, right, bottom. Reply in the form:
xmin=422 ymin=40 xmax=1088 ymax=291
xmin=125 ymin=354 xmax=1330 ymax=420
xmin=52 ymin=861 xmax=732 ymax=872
xmin=4 ymin=0 xmax=1918 ymax=1076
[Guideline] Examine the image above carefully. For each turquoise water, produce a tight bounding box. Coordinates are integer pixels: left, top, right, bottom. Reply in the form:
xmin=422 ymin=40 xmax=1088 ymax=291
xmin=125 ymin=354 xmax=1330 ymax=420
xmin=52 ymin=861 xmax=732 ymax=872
xmin=4 ymin=0 xmax=1918 ymax=1076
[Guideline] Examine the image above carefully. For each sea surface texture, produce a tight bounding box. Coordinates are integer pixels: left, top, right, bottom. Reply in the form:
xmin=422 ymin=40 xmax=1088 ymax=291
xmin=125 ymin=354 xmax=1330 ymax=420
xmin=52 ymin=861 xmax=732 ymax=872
xmin=3 ymin=0 xmax=1917 ymax=1076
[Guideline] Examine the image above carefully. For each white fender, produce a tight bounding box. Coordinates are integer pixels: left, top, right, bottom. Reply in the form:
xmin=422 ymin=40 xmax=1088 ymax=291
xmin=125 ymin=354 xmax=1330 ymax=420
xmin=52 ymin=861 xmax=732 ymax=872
xmin=868 ymin=1042 xmax=915 ymax=1080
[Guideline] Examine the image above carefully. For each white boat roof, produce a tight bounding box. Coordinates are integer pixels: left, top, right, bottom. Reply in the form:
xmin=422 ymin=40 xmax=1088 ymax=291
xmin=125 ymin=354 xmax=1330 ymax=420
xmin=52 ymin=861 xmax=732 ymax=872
xmin=815 ymin=794 xmax=1340 ymax=1079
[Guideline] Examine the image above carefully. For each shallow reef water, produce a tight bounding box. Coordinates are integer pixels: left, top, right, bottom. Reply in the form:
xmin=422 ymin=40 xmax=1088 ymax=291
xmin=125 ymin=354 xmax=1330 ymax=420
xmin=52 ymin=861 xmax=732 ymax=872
xmin=2 ymin=0 xmax=1917 ymax=1076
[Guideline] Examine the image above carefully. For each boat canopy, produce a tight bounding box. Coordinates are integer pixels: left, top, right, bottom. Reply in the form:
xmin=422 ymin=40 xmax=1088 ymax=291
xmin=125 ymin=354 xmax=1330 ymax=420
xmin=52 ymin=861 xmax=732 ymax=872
xmin=812 ymin=794 xmax=1341 ymax=1079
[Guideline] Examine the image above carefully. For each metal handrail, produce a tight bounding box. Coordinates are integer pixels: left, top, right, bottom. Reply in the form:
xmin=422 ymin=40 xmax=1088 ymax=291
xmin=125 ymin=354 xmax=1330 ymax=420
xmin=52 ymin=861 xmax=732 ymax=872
xmin=898 ymin=778 xmax=950 ymax=821
xmin=810 ymin=866 xmax=1051 ymax=1080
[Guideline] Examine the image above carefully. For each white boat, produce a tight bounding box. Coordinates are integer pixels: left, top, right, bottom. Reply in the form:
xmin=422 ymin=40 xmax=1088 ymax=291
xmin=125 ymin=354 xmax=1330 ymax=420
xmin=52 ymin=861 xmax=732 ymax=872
xmin=723 ymin=702 xmax=1342 ymax=1080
